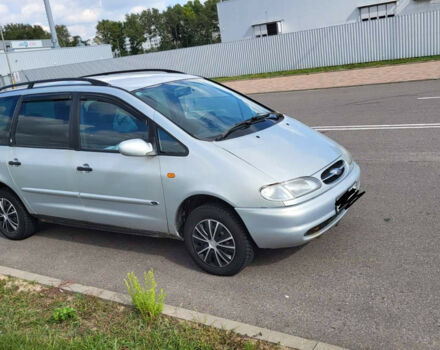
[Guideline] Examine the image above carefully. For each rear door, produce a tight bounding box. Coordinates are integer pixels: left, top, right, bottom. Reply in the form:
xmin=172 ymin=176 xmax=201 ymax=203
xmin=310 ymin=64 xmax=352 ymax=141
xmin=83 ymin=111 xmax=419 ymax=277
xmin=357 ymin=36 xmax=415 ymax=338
xmin=73 ymin=94 xmax=168 ymax=233
xmin=0 ymin=95 xmax=19 ymax=187
xmin=7 ymin=93 xmax=84 ymax=220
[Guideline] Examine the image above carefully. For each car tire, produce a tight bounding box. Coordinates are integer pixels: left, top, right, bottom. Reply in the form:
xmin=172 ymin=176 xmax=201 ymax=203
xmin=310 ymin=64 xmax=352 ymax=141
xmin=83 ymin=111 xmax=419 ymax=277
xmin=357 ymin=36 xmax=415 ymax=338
xmin=0 ymin=188 xmax=36 ymax=240
xmin=183 ymin=203 xmax=254 ymax=276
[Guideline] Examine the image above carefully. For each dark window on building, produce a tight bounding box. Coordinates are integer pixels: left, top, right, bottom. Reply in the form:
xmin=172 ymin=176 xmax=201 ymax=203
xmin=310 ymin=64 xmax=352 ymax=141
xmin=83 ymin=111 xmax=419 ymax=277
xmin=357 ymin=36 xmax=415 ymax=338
xmin=15 ymin=99 xmax=71 ymax=148
xmin=360 ymin=2 xmax=396 ymax=21
xmin=254 ymin=21 xmax=282 ymax=38
xmin=267 ymin=22 xmax=279 ymax=36
xmin=0 ymin=96 xmax=19 ymax=145
xmin=79 ymin=99 xmax=148 ymax=152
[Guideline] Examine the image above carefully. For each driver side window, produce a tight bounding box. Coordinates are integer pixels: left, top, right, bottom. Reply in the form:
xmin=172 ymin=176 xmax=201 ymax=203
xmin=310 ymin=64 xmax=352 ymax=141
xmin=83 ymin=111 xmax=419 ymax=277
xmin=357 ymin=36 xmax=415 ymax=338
xmin=79 ymin=98 xmax=148 ymax=152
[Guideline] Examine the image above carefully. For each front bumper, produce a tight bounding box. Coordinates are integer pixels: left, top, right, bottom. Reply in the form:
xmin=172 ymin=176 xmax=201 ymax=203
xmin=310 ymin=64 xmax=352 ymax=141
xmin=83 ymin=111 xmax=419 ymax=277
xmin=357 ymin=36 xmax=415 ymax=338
xmin=236 ymin=162 xmax=361 ymax=249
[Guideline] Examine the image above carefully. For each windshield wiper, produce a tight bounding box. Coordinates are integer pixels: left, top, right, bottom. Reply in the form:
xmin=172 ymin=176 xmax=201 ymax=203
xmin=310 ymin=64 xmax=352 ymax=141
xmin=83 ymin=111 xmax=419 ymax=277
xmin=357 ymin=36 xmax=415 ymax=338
xmin=215 ymin=113 xmax=281 ymax=141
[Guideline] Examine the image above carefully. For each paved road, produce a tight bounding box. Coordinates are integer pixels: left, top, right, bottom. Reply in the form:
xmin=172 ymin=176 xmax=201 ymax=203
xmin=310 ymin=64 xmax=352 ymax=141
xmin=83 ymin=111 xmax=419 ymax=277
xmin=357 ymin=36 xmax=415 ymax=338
xmin=1 ymin=80 xmax=439 ymax=350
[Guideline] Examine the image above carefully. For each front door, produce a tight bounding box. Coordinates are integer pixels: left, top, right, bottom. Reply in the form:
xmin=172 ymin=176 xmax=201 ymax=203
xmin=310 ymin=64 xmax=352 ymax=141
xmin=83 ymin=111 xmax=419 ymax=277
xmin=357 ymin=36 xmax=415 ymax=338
xmin=74 ymin=94 xmax=168 ymax=233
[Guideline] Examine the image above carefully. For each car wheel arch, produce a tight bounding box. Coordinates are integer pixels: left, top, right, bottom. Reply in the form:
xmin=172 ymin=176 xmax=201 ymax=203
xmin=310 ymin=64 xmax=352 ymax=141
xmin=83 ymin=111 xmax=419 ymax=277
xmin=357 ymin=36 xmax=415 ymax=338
xmin=0 ymin=181 xmax=32 ymax=212
xmin=175 ymin=194 xmax=252 ymax=241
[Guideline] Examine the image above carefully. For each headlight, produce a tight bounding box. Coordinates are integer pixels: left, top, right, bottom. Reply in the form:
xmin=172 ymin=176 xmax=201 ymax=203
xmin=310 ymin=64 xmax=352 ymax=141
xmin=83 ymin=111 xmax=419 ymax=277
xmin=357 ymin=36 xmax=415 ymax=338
xmin=260 ymin=177 xmax=321 ymax=202
xmin=340 ymin=145 xmax=353 ymax=165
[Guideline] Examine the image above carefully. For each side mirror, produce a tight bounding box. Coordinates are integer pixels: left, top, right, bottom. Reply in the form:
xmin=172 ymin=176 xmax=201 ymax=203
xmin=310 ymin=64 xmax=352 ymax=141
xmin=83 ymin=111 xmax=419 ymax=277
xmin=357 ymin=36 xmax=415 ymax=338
xmin=119 ymin=139 xmax=156 ymax=157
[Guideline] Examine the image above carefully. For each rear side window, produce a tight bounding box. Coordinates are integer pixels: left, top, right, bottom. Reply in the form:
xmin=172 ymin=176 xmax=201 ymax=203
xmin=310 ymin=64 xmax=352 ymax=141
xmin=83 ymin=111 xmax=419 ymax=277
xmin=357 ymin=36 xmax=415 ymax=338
xmin=15 ymin=99 xmax=71 ymax=148
xmin=0 ymin=96 xmax=19 ymax=145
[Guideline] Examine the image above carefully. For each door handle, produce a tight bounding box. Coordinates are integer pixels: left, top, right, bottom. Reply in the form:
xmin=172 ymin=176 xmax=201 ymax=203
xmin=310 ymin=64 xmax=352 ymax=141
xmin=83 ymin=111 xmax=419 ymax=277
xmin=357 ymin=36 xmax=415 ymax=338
xmin=8 ymin=159 xmax=21 ymax=166
xmin=77 ymin=164 xmax=93 ymax=172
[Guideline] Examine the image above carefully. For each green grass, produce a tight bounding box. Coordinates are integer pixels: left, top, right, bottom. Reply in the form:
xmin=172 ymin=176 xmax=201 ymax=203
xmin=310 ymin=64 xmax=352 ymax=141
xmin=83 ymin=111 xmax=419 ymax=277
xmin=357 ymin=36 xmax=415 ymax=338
xmin=213 ymin=55 xmax=440 ymax=82
xmin=0 ymin=276 xmax=278 ymax=350
xmin=52 ymin=306 xmax=78 ymax=322
xmin=124 ymin=270 xmax=165 ymax=323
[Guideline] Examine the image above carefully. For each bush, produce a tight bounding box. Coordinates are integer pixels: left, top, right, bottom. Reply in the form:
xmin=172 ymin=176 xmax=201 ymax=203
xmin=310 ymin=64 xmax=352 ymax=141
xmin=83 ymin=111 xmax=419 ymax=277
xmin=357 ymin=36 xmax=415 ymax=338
xmin=124 ymin=270 xmax=165 ymax=323
xmin=52 ymin=306 xmax=77 ymax=322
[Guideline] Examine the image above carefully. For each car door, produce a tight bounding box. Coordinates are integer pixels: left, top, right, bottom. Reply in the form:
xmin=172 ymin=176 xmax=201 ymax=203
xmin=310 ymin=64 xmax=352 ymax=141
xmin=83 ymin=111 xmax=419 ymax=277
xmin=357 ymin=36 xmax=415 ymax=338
xmin=74 ymin=93 xmax=168 ymax=233
xmin=7 ymin=93 xmax=85 ymax=220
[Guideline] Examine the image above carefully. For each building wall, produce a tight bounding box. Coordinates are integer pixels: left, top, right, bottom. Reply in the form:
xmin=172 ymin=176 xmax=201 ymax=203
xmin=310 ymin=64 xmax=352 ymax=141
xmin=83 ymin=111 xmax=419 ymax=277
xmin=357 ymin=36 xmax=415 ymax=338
xmin=0 ymin=45 xmax=113 ymax=79
xmin=0 ymin=39 xmax=53 ymax=53
xmin=217 ymin=0 xmax=440 ymax=42
xmin=398 ymin=0 xmax=440 ymax=14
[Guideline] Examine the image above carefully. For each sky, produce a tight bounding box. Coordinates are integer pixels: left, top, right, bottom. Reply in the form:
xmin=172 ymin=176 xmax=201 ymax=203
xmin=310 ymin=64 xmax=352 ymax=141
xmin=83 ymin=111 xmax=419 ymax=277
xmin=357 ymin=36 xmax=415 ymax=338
xmin=0 ymin=0 xmax=188 ymax=41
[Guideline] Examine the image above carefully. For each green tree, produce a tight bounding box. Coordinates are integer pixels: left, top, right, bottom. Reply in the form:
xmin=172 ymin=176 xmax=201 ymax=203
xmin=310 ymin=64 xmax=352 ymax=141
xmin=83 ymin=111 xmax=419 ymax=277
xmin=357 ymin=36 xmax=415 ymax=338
xmin=96 ymin=20 xmax=126 ymax=55
xmin=181 ymin=3 xmax=199 ymax=46
xmin=140 ymin=8 xmax=162 ymax=37
xmin=124 ymin=13 xmax=146 ymax=55
xmin=200 ymin=0 xmax=221 ymax=44
xmin=71 ymin=35 xmax=88 ymax=47
xmin=2 ymin=23 xmax=50 ymax=40
xmin=139 ymin=8 xmax=162 ymax=52
xmin=158 ymin=0 xmax=220 ymax=49
xmin=160 ymin=4 xmax=185 ymax=49
xmin=55 ymin=25 xmax=72 ymax=47
xmin=94 ymin=0 xmax=221 ymax=55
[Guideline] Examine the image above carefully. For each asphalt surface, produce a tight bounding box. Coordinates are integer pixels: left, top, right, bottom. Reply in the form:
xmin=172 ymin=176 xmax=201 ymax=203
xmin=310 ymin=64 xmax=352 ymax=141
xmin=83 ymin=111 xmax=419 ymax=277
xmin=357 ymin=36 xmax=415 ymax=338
xmin=1 ymin=80 xmax=439 ymax=350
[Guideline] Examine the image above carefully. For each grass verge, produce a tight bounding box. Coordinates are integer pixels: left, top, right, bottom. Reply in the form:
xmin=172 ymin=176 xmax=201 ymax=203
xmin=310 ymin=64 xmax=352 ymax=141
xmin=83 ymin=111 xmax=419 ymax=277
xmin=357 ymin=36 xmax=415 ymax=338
xmin=213 ymin=55 xmax=440 ymax=82
xmin=0 ymin=275 xmax=280 ymax=350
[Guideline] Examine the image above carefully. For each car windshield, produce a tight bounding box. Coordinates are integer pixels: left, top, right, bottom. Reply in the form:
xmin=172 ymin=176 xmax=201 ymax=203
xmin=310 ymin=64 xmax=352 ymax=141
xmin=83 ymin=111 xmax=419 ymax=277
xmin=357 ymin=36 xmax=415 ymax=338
xmin=134 ymin=78 xmax=272 ymax=140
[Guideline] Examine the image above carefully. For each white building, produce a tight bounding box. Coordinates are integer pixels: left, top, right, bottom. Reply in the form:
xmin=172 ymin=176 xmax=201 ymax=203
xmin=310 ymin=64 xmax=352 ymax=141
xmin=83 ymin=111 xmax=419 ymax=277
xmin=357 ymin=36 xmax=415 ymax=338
xmin=217 ymin=0 xmax=440 ymax=42
xmin=142 ymin=35 xmax=161 ymax=51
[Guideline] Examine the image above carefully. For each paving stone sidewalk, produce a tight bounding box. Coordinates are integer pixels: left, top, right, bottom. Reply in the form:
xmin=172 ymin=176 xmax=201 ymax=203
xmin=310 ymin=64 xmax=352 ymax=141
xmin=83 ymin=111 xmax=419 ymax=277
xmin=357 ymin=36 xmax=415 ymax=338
xmin=223 ymin=61 xmax=440 ymax=94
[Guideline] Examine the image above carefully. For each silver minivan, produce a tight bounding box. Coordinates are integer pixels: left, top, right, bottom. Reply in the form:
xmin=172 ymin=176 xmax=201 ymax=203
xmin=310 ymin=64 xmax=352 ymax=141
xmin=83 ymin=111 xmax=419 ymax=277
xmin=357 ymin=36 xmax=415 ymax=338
xmin=0 ymin=70 xmax=364 ymax=275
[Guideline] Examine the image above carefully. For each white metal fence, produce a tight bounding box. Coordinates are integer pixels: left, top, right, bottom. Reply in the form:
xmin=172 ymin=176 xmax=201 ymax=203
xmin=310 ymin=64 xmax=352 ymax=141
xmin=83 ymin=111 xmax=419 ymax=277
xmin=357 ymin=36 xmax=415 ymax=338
xmin=15 ymin=10 xmax=440 ymax=83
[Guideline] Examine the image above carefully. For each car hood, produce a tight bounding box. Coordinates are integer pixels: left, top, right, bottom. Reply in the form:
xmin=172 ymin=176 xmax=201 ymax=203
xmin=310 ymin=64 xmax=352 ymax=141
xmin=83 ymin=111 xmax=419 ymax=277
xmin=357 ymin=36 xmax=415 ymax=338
xmin=215 ymin=117 xmax=342 ymax=182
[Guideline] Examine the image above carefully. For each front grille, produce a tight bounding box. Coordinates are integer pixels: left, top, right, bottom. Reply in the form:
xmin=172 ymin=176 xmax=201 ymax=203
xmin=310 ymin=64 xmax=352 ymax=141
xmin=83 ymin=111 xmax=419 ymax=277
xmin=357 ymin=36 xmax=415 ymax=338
xmin=321 ymin=160 xmax=345 ymax=184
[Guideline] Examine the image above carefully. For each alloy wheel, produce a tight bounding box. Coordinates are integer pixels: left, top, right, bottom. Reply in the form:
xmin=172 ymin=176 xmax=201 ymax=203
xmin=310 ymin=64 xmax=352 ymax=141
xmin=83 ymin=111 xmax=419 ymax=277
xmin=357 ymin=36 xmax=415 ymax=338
xmin=192 ymin=219 xmax=236 ymax=268
xmin=0 ymin=198 xmax=19 ymax=234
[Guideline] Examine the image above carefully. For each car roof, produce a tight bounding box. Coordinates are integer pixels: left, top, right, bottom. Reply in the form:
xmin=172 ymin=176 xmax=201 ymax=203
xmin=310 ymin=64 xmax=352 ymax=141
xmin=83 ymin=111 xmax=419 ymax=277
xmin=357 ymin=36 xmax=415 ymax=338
xmin=90 ymin=72 xmax=199 ymax=91
xmin=0 ymin=71 xmax=201 ymax=97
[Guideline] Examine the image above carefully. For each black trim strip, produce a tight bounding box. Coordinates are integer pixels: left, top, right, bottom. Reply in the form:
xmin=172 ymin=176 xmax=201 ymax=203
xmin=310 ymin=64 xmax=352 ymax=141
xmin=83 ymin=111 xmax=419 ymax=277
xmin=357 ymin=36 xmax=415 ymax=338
xmin=9 ymin=95 xmax=23 ymax=146
xmin=82 ymin=69 xmax=185 ymax=77
xmin=34 ymin=214 xmax=178 ymax=240
xmin=0 ymin=78 xmax=109 ymax=93
xmin=70 ymin=93 xmax=80 ymax=150
xmin=0 ymin=95 xmax=20 ymax=146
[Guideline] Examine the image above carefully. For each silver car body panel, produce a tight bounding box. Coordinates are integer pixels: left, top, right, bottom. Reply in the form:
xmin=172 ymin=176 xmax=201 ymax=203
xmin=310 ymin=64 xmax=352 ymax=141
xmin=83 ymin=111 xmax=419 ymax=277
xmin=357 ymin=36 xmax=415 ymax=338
xmin=236 ymin=163 xmax=360 ymax=248
xmin=0 ymin=72 xmax=362 ymax=248
xmin=215 ymin=118 xmax=342 ymax=182
xmin=74 ymin=150 xmax=168 ymax=233
xmin=7 ymin=148 xmax=87 ymax=221
xmin=90 ymin=72 xmax=199 ymax=91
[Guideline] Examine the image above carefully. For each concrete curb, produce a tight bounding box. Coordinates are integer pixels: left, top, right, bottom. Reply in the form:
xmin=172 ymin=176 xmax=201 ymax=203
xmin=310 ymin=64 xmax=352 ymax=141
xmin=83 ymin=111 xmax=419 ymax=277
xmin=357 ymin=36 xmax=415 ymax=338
xmin=0 ymin=265 xmax=347 ymax=350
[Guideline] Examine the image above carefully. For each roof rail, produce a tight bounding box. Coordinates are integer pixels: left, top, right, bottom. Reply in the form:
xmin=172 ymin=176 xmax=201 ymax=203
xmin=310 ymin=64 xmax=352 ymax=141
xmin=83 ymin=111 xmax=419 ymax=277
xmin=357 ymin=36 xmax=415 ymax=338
xmin=82 ymin=68 xmax=187 ymax=77
xmin=0 ymin=78 xmax=110 ymax=93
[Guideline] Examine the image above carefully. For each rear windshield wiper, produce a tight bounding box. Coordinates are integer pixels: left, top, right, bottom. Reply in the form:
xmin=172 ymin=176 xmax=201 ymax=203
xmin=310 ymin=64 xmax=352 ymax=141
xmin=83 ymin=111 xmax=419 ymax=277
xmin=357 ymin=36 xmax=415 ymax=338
xmin=215 ymin=113 xmax=281 ymax=141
